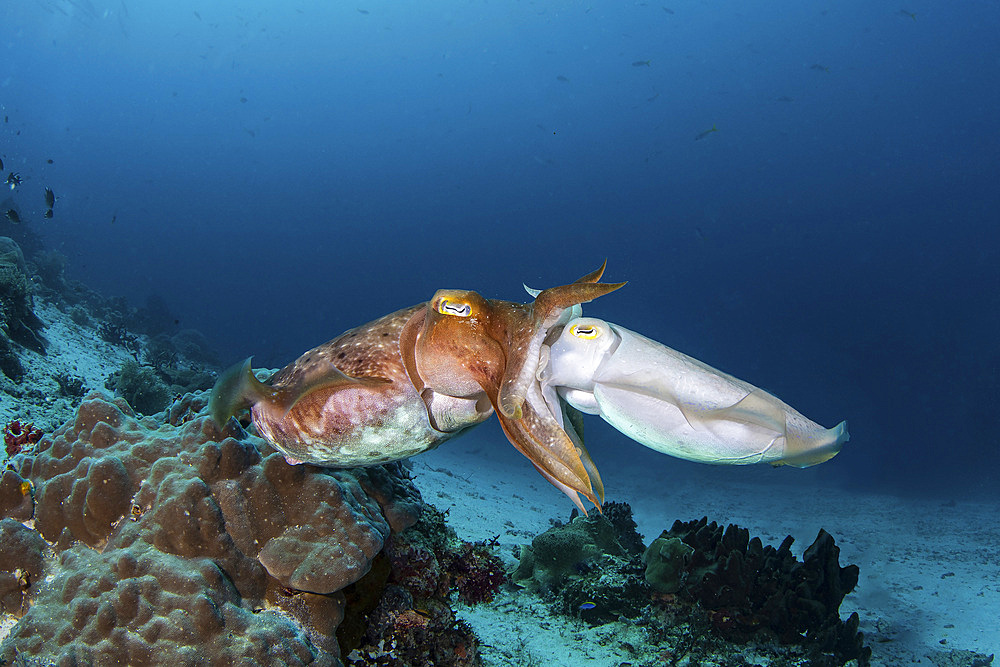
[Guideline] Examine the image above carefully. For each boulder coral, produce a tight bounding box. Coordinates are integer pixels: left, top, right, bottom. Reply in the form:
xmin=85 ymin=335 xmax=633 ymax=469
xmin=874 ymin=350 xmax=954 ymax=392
xmin=0 ymin=390 xmax=425 ymax=665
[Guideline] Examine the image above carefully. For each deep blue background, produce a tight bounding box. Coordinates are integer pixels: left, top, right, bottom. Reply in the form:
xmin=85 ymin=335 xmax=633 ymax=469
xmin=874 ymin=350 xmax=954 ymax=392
xmin=2 ymin=0 xmax=998 ymax=498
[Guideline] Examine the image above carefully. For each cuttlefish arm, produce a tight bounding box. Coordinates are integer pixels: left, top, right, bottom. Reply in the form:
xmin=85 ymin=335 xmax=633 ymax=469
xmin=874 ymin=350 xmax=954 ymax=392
xmin=541 ymin=317 xmax=848 ymax=467
xmin=406 ymin=263 xmax=623 ymax=511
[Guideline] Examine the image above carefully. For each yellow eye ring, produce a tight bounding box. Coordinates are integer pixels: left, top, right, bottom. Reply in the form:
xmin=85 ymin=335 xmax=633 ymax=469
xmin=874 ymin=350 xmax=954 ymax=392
xmin=571 ymin=324 xmax=601 ymax=339
xmin=438 ymin=298 xmax=472 ymax=317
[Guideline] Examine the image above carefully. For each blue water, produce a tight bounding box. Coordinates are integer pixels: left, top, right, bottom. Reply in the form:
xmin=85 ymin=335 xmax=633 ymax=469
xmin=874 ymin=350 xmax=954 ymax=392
xmin=2 ymin=0 xmax=998 ymax=499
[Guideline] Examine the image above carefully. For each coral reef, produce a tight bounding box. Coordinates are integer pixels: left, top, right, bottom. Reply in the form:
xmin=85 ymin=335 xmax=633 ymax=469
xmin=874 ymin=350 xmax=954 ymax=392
xmin=2 ymin=420 xmax=43 ymax=457
xmin=53 ymin=372 xmax=88 ymax=398
xmin=0 ymin=390 xmax=460 ymax=664
xmin=513 ymin=508 xmax=871 ymax=666
xmin=342 ymin=505 xmax=504 ymax=666
xmin=112 ymin=358 xmax=171 ymax=415
xmin=0 ymin=236 xmax=46 ymax=357
xmin=512 ymin=510 xmax=626 ymax=594
xmin=648 ymin=517 xmax=867 ymax=659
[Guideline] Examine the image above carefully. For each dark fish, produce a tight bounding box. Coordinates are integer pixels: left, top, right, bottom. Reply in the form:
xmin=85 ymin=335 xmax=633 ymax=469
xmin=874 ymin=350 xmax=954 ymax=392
xmin=898 ymin=9 xmax=916 ymax=20
xmin=5 ymin=209 xmax=20 ymax=224
xmin=632 ymin=60 xmax=651 ymax=67
xmin=810 ymin=64 xmax=830 ymax=72
xmin=193 ymin=10 xmax=201 ymax=20
xmin=0 ymin=158 xmax=3 ymax=171
xmin=357 ymin=8 xmax=369 ymax=14
xmin=695 ymin=124 xmax=718 ymax=140
xmin=47 ymin=159 xmax=54 ymax=164
xmin=44 ymin=188 xmax=55 ymax=209
xmin=240 ymin=96 xmax=248 ymax=103
xmin=663 ymin=7 xmax=675 ymax=14
xmin=556 ymin=75 xmax=569 ymax=82
xmin=6 ymin=172 xmax=21 ymax=189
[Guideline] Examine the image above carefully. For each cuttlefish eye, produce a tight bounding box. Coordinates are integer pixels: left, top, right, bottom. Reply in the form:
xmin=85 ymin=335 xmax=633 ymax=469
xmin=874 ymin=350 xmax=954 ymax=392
xmin=570 ymin=323 xmax=602 ymax=340
xmin=437 ymin=298 xmax=472 ymax=317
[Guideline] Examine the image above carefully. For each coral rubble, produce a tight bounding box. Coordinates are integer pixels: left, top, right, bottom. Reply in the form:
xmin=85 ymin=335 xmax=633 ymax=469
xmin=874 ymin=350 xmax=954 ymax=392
xmin=0 ymin=390 xmax=486 ymax=664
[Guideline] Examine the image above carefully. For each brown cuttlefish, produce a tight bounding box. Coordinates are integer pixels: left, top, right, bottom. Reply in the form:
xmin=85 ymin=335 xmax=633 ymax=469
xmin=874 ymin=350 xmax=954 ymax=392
xmin=211 ymin=262 xmax=624 ymax=512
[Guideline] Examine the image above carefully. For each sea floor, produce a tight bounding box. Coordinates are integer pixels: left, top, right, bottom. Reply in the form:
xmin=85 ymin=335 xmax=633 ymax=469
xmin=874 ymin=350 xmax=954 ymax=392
xmin=414 ymin=435 xmax=1000 ymax=667
xmin=2 ymin=296 xmax=997 ymax=666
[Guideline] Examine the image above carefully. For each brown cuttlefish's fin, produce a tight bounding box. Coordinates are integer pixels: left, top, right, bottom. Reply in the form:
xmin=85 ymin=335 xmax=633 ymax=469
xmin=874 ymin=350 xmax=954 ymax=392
xmin=209 ymin=356 xmax=389 ymax=427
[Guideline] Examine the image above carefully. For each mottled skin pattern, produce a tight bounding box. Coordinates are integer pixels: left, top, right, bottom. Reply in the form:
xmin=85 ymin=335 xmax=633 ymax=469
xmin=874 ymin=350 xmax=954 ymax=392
xmin=253 ymin=305 xmax=490 ymax=467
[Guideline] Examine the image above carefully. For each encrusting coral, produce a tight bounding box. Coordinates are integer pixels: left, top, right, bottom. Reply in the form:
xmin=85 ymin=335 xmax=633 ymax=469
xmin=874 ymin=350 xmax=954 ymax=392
xmin=0 ymin=390 xmax=453 ymax=664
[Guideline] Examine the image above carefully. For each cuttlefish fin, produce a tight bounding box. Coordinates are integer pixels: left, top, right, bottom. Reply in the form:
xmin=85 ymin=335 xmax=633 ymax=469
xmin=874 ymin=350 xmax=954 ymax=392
xmin=774 ymin=421 xmax=849 ymax=468
xmin=499 ymin=262 xmax=626 ymax=419
xmin=682 ymin=388 xmax=787 ymax=436
xmin=280 ymin=362 xmax=391 ymax=418
xmin=210 ymin=357 xmax=271 ymax=426
xmin=209 ymin=356 xmax=390 ymax=427
xmin=496 ymin=385 xmax=603 ymax=513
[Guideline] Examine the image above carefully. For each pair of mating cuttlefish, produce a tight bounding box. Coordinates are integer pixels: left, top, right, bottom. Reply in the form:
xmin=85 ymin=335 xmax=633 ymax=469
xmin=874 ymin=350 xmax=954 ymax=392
xmin=211 ymin=262 xmax=848 ymax=514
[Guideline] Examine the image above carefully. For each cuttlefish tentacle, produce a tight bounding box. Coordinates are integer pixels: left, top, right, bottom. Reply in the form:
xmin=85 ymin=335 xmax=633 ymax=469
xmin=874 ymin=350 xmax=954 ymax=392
xmin=496 ymin=376 xmax=605 ymax=513
xmin=497 ymin=263 xmax=626 ymax=420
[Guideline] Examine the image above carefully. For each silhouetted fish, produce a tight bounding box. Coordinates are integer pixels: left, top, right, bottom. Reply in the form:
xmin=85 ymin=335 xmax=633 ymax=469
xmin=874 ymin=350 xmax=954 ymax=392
xmin=0 ymin=158 xmax=3 ymax=171
xmin=5 ymin=209 xmax=20 ymax=224
xmin=695 ymin=124 xmax=718 ymax=140
xmin=632 ymin=60 xmax=651 ymax=67
xmin=6 ymin=173 xmax=20 ymax=190
xmin=44 ymin=188 xmax=55 ymax=209
xmin=810 ymin=64 xmax=830 ymax=72
xmin=556 ymin=75 xmax=569 ymax=82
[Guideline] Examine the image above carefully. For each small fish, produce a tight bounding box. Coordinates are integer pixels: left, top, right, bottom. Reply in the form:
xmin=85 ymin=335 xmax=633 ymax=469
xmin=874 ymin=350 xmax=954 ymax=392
xmin=6 ymin=172 xmax=21 ymax=189
xmin=695 ymin=124 xmax=718 ymax=140
xmin=47 ymin=158 xmax=54 ymax=164
xmin=193 ymin=10 xmax=201 ymax=20
xmin=0 ymin=158 xmax=3 ymax=171
xmin=357 ymin=8 xmax=369 ymax=14
xmin=44 ymin=187 xmax=56 ymax=209
xmin=579 ymin=601 xmax=597 ymax=610
xmin=632 ymin=60 xmax=651 ymax=67
xmin=898 ymin=9 xmax=916 ymax=20
xmin=556 ymin=75 xmax=569 ymax=82
xmin=810 ymin=63 xmax=830 ymax=73
xmin=663 ymin=7 xmax=674 ymax=14
xmin=5 ymin=209 xmax=21 ymax=223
